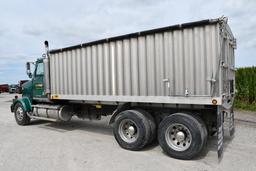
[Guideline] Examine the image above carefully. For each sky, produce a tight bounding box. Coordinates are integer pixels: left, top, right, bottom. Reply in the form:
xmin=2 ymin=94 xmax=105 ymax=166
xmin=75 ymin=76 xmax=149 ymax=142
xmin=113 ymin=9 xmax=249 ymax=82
xmin=0 ymin=0 xmax=255 ymax=84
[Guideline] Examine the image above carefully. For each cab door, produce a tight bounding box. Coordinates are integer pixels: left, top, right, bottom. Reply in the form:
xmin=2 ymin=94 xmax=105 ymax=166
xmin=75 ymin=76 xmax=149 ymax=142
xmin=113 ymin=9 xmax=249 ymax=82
xmin=33 ymin=62 xmax=46 ymax=98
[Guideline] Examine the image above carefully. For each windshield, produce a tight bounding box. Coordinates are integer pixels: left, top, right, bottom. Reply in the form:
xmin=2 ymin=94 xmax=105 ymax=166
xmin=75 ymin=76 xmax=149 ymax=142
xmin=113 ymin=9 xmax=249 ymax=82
xmin=36 ymin=62 xmax=44 ymax=75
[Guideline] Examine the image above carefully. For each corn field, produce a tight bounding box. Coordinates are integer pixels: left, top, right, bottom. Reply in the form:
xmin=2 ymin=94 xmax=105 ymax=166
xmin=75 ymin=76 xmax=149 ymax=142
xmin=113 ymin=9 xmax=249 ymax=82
xmin=235 ymin=67 xmax=256 ymax=104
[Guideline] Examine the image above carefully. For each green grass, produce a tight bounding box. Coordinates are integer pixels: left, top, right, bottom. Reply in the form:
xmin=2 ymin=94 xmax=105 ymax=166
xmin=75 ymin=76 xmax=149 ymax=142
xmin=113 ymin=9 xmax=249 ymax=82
xmin=234 ymin=100 xmax=256 ymax=112
xmin=236 ymin=67 xmax=256 ymax=103
xmin=235 ymin=67 xmax=256 ymax=112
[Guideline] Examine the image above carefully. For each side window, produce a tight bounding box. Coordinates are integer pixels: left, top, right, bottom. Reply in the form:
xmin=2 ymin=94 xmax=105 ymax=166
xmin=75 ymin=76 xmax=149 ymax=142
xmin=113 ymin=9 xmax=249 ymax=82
xmin=36 ymin=63 xmax=44 ymax=76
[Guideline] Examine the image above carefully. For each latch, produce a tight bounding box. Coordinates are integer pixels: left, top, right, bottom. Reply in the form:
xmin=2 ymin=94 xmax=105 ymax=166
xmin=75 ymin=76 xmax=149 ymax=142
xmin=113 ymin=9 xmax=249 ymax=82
xmin=163 ymin=78 xmax=170 ymax=96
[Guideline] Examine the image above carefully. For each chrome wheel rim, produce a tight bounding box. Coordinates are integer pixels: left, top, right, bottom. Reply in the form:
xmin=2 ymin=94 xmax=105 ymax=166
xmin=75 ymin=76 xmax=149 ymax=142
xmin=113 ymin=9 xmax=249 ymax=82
xmin=16 ymin=107 xmax=24 ymax=121
xmin=118 ymin=119 xmax=139 ymax=143
xmin=165 ymin=123 xmax=192 ymax=151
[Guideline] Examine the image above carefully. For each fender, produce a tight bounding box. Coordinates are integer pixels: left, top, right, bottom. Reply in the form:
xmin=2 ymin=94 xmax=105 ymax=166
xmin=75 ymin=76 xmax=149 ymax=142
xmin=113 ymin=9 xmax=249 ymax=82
xmin=10 ymin=97 xmax=32 ymax=112
xmin=109 ymin=103 xmax=131 ymax=125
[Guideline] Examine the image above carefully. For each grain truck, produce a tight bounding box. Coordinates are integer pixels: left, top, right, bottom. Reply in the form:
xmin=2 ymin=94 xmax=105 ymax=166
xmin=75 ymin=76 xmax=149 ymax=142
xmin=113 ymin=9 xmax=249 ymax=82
xmin=11 ymin=17 xmax=236 ymax=159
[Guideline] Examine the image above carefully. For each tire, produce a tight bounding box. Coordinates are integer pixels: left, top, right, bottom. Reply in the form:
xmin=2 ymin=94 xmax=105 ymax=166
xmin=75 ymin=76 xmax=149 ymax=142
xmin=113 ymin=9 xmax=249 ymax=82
xmin=113 ymin=110 xmax=151 ymax=151
xmin=180 ymin=112 xmax=208 ymax=152
xmin=14 ymin=103 xmax=30 ymax=125
xmin=190 ymin=114 xmax=208 ymax=151
xmin=158 ymin=113 xmax=206 ymax=160
xmin=136 ymin=109 xmax=156 ymax=145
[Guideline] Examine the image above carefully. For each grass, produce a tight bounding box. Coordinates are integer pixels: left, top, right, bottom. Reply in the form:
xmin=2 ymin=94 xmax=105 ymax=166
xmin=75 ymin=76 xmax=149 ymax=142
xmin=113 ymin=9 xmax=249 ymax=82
xmin=234 ymin=100 xmax=256 ymax=112
xmin=235 ymin=67 xmax=256 ymax=112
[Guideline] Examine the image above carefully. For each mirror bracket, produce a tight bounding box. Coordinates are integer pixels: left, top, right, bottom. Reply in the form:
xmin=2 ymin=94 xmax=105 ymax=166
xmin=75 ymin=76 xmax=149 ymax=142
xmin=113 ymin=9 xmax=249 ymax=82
xmin=26 ymin=62 xmax=32 ymax=78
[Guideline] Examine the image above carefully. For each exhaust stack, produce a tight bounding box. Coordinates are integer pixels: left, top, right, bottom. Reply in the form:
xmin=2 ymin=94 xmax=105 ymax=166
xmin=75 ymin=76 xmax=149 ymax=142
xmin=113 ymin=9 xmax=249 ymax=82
xmin=43 ymin=40 xmax=51 ymax=95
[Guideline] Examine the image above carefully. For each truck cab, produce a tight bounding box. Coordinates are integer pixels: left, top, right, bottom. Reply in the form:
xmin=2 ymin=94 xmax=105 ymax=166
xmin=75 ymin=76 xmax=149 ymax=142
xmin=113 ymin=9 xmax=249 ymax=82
xmin=10 ymin=58 xmax=49 ymax=124
xmin=9 ymin=84 xmax=18 ymax=94
xmin=12 ymin=58 xmax=46 ymax=102
xmin=23 ymin=59 xmax=46 ymax=99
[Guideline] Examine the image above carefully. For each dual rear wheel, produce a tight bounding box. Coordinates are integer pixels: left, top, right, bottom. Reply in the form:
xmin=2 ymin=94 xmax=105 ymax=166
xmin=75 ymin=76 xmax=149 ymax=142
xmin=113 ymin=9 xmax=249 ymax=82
xmin=113 ymin=110 xmax=207 ymax=159
xmin=113 ymin=110 xmax=155 ymax=151
xmin=158 ymin=113 xmax=207 ymax=159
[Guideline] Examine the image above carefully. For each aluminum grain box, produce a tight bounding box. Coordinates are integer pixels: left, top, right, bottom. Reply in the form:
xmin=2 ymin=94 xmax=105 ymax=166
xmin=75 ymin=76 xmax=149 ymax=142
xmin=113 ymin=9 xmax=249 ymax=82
xmin=48 ymin=17 xmax=236 ymax=106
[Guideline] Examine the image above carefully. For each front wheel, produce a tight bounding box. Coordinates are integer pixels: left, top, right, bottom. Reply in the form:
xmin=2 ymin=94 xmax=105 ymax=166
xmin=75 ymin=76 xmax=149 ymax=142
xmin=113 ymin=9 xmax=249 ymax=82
xmin=14 ymin=103 xmax=30 ymax=125
xmin=158 ymin=113 xmax=206 ymax=160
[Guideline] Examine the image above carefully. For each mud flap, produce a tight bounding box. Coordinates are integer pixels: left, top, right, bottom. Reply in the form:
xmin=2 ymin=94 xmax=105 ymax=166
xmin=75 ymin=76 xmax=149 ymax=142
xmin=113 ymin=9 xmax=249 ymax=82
xmin=217 ymin=106 xmax=224 ymax=159
xmin=228 ymin=108 xmax=235 ymax=137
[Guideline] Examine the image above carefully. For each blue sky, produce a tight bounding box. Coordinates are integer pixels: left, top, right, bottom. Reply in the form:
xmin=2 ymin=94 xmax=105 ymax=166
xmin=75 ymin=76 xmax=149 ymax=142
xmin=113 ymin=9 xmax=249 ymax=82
xmin=0 ymin=0 xmax=256 ymax=84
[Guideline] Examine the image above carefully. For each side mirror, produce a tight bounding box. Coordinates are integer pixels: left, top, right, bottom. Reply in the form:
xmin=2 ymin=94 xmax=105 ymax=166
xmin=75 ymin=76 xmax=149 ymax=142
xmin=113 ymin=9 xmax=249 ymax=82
xmin=26 ymin=62 xmax=32 ymax=78
xmin=28 ymin=72 xmax=32 ymax=78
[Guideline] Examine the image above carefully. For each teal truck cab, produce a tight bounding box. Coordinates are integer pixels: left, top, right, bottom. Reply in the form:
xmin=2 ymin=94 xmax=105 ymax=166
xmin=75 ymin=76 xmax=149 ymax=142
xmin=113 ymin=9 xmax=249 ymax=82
xmin=11 ymin=58 xmax=45 ymax=124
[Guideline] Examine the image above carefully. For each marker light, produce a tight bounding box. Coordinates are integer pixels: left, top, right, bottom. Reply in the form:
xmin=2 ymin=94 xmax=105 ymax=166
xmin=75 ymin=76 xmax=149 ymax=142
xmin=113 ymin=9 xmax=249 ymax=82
xmin=212 ymin=99 xmax=218 ymax=105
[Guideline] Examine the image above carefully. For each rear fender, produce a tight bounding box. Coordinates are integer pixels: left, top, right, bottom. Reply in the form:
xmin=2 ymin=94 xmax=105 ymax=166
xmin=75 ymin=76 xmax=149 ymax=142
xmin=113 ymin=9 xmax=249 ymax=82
xmin=11 ymin=97 xmax=32 ymax=112
xmin=109 ymin=103 xmax=131 ymax=125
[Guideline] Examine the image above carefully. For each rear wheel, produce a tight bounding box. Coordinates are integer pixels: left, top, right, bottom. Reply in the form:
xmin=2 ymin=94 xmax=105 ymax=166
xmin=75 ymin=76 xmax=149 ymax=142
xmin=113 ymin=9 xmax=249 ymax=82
xmin=158 ymin=113 xmax=206 ymax=159
xmin=113 ymin=110 xmax=151 ymax=151
xmin=136 ymin=109 xmax=156 ymax=145
xmin=14 ymin=103 xmax=30 ymax=125
xmin=190 ymin=114 xmax=208 ymax=150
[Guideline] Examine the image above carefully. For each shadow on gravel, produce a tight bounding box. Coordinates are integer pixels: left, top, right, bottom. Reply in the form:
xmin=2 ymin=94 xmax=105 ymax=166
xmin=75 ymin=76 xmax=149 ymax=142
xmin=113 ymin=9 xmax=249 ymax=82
xmin=27 ymin=117 xmax=235 ymax=160
xmin=32 ymin=118 xmax=113 ymax=135
xmin=192 ymin=132 xmax=234 ymax=161
xmin=142 ymin=141 xmax=159 ymax=151
xmin=30 ymin=119 xmax=49 ymax=125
